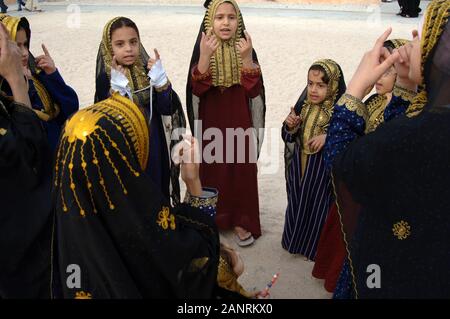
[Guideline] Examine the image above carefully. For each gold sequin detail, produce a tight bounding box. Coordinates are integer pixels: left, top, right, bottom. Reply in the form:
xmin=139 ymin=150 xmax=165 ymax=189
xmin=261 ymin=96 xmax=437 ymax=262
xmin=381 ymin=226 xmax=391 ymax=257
xmin=0 ymin=128 xmax=7 ymax=136
xmin=393 ymin=220 xmax=411 ymax=240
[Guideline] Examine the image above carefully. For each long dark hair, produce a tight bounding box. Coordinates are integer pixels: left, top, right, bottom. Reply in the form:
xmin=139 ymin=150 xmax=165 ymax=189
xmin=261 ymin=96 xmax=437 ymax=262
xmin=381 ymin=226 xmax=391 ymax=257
xmin=308 ymin=64 xmax=330 ymax=85
xmin=109 ymin=17 xmax=140 ymax=39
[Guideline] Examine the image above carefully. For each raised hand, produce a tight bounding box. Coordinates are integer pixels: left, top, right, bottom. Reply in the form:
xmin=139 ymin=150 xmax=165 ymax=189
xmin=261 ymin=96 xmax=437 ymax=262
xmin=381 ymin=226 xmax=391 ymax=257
xmin=35 ymin=44 xmax=57 ymax=75
xmin=111 ymin=55 xmax=126 ymax=76
xmin=284 ymin=107 xmax=301 ymax=130
xmin=346 ymin=28 xmax=400 ymax=100
xmin=0 ymin=23 xmax=31 ymax=107
xmin=236 ymin=30 xmax=253 ymax=67
xmin=200 ymin=28 xmax=219 ymax=59
xmin=197 ymin=28 xmax=220 ymax=74
xmin=393 ymin=30 xmax=419 ymax=91
xmin=147 ymin=48 xmax=160 ymax=71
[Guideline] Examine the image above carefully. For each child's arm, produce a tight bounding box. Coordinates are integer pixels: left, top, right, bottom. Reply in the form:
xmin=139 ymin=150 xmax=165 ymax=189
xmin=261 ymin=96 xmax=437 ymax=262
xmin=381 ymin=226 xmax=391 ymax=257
xmin=191 ymin=65 xmax=213 ymax=97
xmin=237 ymin=31 xmax=262 ymax=98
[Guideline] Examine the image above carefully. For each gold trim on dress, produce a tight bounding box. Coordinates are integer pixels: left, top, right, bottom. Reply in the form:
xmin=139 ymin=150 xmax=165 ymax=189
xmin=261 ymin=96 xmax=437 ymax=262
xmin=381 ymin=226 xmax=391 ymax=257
xmin=365 ymin=94 xmax=387 ymax=134
xmin=393 ymin=84 xmax=417 ymax=103
xmin=204 ymin=0 xmax=244 ymax=88
xmin=184 ymin=191 xmax=218 ymax=210
xmin=0 ymin=128 xmax=7 ymax=136
xmin=337 ymin=93 xmax=369 ymax=123
xmin=299 ymin=59 xmax=342 ymax=155
xmin=406 ymin=0 xmax=450 ymax=117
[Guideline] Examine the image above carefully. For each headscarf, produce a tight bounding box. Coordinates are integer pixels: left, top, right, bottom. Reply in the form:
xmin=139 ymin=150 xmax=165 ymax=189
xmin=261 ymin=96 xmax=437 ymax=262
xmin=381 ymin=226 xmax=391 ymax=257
xmin=284 ymin=59 xmax=346 ymax=179
xmin=186 ymin=0 xmax=266 ymax=157
xmin=53 ymin=93 xmax=219 ymax=298
xmin=406 ymin=0 xmax=450 ymax=117
xmin=0 ymin=14 xmax=60 ymax=121
xmin=365 ymin=39 xmax=409 ymax=133
xmin=95 ymin=16 xmax=187 ymax=205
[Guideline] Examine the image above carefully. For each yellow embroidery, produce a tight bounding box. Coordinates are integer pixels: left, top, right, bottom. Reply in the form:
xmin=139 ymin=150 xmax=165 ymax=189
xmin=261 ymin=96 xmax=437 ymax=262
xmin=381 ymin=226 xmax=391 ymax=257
xmin=393 ymin=85 xmax=416 ymax=103
xmin=54 ymin=93 xmax=148 ymax=217
xmin=300 ymin=59 xmax=342 ymax=155
xmin=63 ymin=109 xmax=102 ymax=143
xmin=75 ymin=291 xmax=92 ymax=299
xmin=337 ymin=94 xmax=369 ymax=123
xmin=392 ymin=221 xmax=411 ymax=240
xmin=204 ymin=0 xmax=244 ymax=88
xmin=0 ymin=128 xmax=7 ymax=136
xmin=184 ymin=192 xmax=218 ymax=210
xmin=406 ymin=0 xmax=450 ymax=117
xmin=157 ymin=206 xmax=176 ymax=230
xmin=365 ymin=94 xmax=387 ymax=134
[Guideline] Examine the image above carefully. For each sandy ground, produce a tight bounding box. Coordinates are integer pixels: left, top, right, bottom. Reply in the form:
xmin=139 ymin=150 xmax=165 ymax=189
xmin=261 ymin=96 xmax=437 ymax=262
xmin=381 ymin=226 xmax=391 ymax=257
xmin=13 ymin=1 xmax=423 ymax=298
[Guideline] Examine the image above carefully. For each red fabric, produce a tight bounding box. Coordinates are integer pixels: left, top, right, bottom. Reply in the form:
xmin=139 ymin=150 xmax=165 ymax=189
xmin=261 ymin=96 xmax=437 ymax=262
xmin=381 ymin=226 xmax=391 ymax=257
xmin=312 ymin=202 xmax=346 ymax=293
xmin=191 ymin=65 xmax=262 ymax=238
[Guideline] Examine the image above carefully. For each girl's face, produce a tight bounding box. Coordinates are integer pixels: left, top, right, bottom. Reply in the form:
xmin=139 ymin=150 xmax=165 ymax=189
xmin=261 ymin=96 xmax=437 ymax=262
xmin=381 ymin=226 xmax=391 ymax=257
xmin=213 ymin=2 xmax=238 ymax=41
xmin=111 ymin=26 xmax=140 ymax=66
xmin=409 ymin=31 xmax=422 ymax=85
xmin=307 ymin=69 xmax=328 ymax=104
xmin=375 ymin=66 xmax=397 ymax=95
xmin=15 ymin=28 xmax=29 ymax=67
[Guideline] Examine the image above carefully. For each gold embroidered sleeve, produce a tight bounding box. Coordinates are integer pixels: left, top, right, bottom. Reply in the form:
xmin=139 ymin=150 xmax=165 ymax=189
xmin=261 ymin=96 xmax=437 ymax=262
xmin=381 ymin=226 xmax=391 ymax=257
xmin=336 ymin=93 xmax=368 ymax=121
xmin=184 ymin=187 xmax=218 ymax=218
xmin=192 ymin=69 xmax=212 ymax=82
xmin=393 ymin=84 xmax=417 ymax=103
xmin=241 ymin=65 xmax=261 ymax=77
xmin=154 ymin=79 xmax=171 ymax=93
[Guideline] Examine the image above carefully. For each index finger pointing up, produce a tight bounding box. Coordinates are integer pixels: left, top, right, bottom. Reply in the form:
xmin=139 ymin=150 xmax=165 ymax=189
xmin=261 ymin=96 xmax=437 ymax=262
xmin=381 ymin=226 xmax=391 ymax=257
xmin=373 ymin=28 xmax=392 ymax=53
xmin=244 ymin=30 xmax=252 ymax=45
xmin=154 ymin=48 xmax=160 ymax=60
xmin=0 ymin=23 xmax=10 ymax=52
xmin=42 ymin=44 xmax=51 ymax=57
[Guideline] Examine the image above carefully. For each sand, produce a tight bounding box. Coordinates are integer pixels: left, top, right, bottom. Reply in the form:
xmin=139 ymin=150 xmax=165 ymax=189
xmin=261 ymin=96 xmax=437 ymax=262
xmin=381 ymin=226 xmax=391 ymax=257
xmin=16 ymin=1 xmax=421 ymax=298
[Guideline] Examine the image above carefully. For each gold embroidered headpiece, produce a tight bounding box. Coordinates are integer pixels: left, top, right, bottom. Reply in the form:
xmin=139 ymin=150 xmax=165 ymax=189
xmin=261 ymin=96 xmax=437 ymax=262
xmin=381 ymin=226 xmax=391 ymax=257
xmin=406 ymin=0 xmax=450 ymax=117
xmin=310 ymin=59 xmax=342 ymax=110
xmin=99 ymin=17 xmax=150 ymax=93
xmin=54 ymin=93 xmax=149 ymax=217
xmin=0 ymin=14 xmax=59 ymax=121
xmin=204 ymin=0 xmax=244 ymax=88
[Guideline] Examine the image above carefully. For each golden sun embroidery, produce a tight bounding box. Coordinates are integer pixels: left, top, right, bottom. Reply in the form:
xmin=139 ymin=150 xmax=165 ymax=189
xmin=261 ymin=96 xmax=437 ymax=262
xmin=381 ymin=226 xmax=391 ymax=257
xmin=75 ymin=291 xmax=92 ymax=299
xmin=157 ymin=206 xmax=176 ymax=230
xmin=392 ymin=221 xmax=411 ymax=240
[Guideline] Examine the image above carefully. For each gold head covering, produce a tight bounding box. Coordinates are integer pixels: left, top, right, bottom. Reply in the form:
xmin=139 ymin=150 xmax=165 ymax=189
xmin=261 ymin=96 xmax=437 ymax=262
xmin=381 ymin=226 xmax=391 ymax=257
xmin=365 ymin=39 xmax=408 ymax=133
xmin=406 ymin=0 xmax=450 ymax=117
xmin=204 ymin=0 xmax=244 ymax=88
xmin=99 ymin=17 xmax=150 ymax=97
xmin=217 ymin=256 xmax=253 ymax=298
xmin=296 ymin=59 xmax=343 ymax=176
xmin=0 ymin=14 xmax=59 ymax=121
xmin=54 ymin=93 xmax=149 ymax=217
xmin=300 ymin=59 xmax=342 ymax=154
